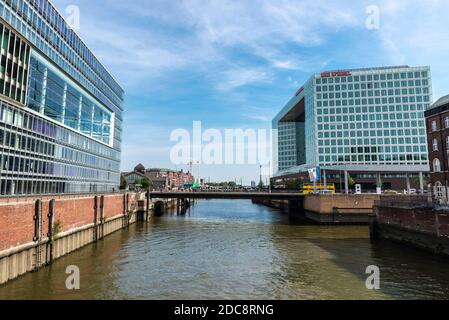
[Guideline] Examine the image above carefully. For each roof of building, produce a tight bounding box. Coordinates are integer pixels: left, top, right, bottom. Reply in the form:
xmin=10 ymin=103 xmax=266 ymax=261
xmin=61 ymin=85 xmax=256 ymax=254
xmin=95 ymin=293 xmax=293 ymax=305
xmin=425 ymin=94 xmax=449 ymax=117
xmin=147 ymin=168 xmax=177 ymax=173
xmin=432 ymin=94 xmax=449 ymax=109
xmin=134 ymin=163 xmax=146 ymax=172
xmin=318 ymin=65 xmax=412 ymax=75
xmin=123 ymin=171 xmax=146 ymax=178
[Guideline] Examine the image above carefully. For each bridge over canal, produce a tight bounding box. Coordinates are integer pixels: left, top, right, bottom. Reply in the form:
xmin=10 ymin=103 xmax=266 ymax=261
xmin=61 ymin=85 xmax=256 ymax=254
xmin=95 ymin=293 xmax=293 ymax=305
xmin=149 ymin=191 xmax=382 ymax=224
xmin=149 ymin=191 xmax=303 ymax=201
xmin=149 ymin=191 xmax=304 ymax=215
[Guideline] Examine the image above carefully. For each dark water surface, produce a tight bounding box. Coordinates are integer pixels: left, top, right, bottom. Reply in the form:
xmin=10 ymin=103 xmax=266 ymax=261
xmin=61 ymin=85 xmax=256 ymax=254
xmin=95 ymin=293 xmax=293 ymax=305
xmin=1 ymin=200 xmax=449 ymax=300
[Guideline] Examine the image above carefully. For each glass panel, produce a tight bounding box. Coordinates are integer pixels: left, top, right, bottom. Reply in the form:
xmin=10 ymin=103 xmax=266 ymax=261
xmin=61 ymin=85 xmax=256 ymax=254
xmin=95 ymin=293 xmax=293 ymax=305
xmin=80 ymin=98 xmax=92 ymax=135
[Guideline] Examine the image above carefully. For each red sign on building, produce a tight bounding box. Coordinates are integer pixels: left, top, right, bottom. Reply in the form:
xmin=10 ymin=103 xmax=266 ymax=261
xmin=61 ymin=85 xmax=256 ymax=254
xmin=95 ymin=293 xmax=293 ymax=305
xmin=320 ymin=71 xmax=352 ymax=78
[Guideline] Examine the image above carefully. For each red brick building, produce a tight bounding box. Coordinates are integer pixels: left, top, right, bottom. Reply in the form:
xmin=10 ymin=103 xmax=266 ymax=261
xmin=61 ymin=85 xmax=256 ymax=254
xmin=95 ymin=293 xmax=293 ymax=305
xmin=122 ymin=164 xmax=195 ymax=191
xmin=425 ymin=94 xmax=449 ymax=196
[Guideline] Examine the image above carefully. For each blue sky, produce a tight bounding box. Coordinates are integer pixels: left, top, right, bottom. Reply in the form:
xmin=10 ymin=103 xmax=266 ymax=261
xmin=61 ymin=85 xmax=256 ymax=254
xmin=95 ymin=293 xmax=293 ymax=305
xmin=52 ymin=0 xmax=449 ymax=184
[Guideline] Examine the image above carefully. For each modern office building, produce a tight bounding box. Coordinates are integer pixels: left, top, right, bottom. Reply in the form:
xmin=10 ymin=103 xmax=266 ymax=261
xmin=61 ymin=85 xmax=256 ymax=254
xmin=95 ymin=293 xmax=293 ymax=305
xmin=425 ymin=94 xmax=449 ymax=198
xmin=273 ymin=66 xmax=432 ymax=192
xmin=0 ymin=0 xmax=123 ymax=195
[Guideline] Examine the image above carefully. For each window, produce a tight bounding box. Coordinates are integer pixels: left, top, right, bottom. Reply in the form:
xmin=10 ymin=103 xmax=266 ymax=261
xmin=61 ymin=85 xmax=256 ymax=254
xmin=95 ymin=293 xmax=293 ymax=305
xmin=433 ymin=139 xmax=439 ymax=151
xmin=433 ymin=158 xmax=441 ymax=172
xmin=435 ymin=181 xmax=444 ymax=198
xmin=432 ymin=121 xmax=438 ymax=132
xmin=445 ymin=117 xmax=449 ymax=129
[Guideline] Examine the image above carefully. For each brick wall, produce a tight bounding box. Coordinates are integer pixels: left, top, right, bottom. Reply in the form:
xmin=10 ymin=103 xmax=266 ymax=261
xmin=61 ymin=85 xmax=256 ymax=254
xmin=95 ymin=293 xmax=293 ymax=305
xmin=375 ymin=206 xmax=449 ymax=238
xmin=426 ymin=111 xmax=449 ymax=185
xmin=0 ymin=193 xmax=140 ymax=253
xmin=0 ymin=202 xmax=36 ymax=252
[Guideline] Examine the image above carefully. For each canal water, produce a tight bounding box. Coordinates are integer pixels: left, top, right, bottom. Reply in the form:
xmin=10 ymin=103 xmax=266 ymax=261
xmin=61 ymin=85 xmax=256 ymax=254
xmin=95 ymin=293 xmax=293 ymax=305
xmin=1 ymin=200 xmax=449 ymax=300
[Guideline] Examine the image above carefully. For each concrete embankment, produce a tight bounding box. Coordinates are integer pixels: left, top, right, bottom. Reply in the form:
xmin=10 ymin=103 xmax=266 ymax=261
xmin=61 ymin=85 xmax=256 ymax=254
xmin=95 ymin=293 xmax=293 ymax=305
xmin=256 ymin=194 xmax=381 ymax=224
xmin=0 ymin=193 xmax=176 ymax=285
xmin=372 ymin=196 xmax=449 ymax=257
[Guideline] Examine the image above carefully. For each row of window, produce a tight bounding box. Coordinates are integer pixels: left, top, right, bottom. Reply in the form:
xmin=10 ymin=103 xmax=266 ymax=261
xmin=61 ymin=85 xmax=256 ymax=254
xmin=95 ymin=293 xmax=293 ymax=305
xmin=318 ymin=120 xmax=425 ymax=131
xmin=315 ymin=71 xmax=429 ymax=85
xmin=318 ymin=146 xmax=426 ymax=154
xmin=317 ymin=87 xmax=430 ymax=98
xmin=430 ymin=118 xmax=449 ymax=132
xmin=317 ymin=87 xmax=430 ymax=99
xmin=318 ymin=104 xmax=426 ymax=114
xmin=317 ymin=97 xmax=430 ymax=108
xmin=316 ymin=80 xmax=430 ymax=93
xmin=1 ymin=100 xmax=120 ymax=161
xmin=0 ymin=101 xmax=120 ymax=187
xmin=431 ymin=136 xmax=449 ymax=152
xmin=318 ymin=138 xmax=427 ymax=149
xmin=0 ymin=151 xmax=119 ymax=182
xmin=319 ymin=128 xmax=425 ymax=137
xmin=318 ymin=115 xmax=425 ymax=125
xmin=0 ymin=177 xmax=117 ymax=195
xmin=0 ymin=126 xmax=119 ymax=172
xmin=319 ymin=153 xmax=428 ymax=165
xmin=0 ymin=22 xmax=29 ymax=103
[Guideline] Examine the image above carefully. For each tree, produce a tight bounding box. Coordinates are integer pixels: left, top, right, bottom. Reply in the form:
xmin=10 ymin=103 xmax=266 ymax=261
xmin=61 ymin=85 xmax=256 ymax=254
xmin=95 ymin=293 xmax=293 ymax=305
xmin=120 ymin=176 xmax=127 ymax=190
xmin=258 ymin=181 xmax=265 ymax=189
xmin=133 ymin=178 xmax=142 ymax=189
xmin=141 ymin=177 xmax=152 ymax=190
xmin=134 ymin=177 xmax=152 ymax=190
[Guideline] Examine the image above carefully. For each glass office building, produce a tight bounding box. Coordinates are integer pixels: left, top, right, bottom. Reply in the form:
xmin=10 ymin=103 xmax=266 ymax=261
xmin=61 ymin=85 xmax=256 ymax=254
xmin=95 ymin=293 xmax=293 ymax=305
xmin=273 ymin=66 xmax=432 ymax=178
xmin=0 ymin=0 xmax=123 ymax=195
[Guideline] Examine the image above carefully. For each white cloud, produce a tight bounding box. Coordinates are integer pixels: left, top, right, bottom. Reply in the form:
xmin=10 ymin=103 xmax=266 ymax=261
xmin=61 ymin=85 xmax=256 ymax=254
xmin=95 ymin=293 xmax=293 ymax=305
xmin=56 ymin=0 xmax=363 ymax=91
xmin=217 ymin=68 xmax=272 ymax=91
xmin=372 ymin=0 xmax=449 ymax=98
xmin=181 ymin=0 xmax=359 ymax=66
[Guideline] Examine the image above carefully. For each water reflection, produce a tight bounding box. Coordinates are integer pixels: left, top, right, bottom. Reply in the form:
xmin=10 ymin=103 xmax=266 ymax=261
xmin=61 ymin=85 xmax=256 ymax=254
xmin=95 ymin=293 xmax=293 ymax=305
xmin=1 ymin=200 xmax=449 ymax=300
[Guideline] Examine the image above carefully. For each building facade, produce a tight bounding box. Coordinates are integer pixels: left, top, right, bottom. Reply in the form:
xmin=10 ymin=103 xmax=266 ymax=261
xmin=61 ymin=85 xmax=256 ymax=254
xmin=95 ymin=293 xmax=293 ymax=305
xmin=0 ymin=0 xmax=123 ymax=195
xmin=424 ymin=95 xmax=449 ymax=197
xmin=273 ymin=66 xmax=432 ymax=192
xmin=122 ymin=164 xmax=195 ymax=191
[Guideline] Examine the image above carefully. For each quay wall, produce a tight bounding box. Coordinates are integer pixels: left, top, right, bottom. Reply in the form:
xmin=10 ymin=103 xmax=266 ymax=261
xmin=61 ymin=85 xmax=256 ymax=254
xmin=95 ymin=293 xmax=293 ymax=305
xmin=256 ymin=194 xmax=431 ymax=224
xmin=373 ymin=197 xmax=449 ymax=256
xmin=303 ymin=194 xmax=380 ymax=224
xmin=256 ymin=194 xmax=382 ymax=224
xmin=0 ymin=193 xmax=175 ymax=285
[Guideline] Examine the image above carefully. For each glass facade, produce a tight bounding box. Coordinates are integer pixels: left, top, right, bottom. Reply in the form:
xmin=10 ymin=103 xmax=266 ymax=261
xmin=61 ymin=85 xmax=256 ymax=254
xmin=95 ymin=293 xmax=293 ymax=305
xmin=27 ymin=52 xmax=114 ymax=145
xmin=273 ymin=66 xmax=432 ymax=175
xmin=0 ymin=0 xmax=123 ymax=195
xmin=0 ymin=20 xmax=30 ymax=104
